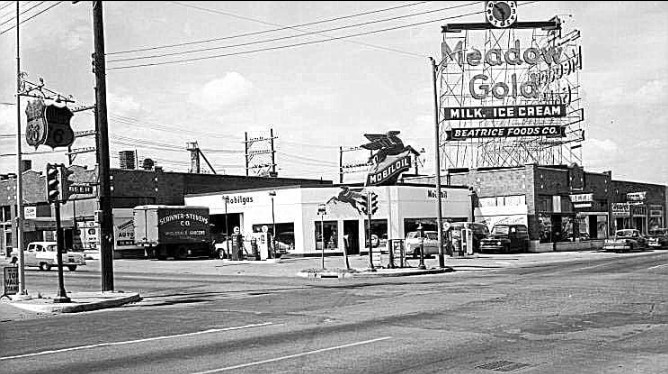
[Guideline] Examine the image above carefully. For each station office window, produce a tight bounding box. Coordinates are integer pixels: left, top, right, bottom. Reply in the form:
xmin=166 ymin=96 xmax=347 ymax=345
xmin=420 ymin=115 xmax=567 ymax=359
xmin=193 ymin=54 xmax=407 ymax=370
xmin=315 ymin=221 xmax=338 ymax=250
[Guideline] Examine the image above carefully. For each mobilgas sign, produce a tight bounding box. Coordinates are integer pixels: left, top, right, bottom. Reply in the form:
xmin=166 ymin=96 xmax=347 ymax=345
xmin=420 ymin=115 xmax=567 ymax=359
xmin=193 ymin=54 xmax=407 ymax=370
xmin=367 ymin=155 xmax=411 ymax=185
xmin=224 ymin=195 xmax=254 ymax=205
xmin=446 ymin=125 xmax=565 ymax=140
xmin=444 ymin=105 xmax=566 ymax=121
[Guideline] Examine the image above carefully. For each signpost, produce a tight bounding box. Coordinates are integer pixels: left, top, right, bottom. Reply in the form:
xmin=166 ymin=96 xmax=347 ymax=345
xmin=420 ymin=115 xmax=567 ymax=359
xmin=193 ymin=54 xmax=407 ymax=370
xmin=317 ymin=204 xmax=327 ymax=270
xmin=1 ymin=266 xmax=19 ymax=300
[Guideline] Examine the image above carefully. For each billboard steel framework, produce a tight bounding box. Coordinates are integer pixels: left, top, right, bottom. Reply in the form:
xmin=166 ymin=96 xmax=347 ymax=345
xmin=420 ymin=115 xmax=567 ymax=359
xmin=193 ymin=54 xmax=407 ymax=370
xmin=438 ymin=17 xmax=585 ymax=170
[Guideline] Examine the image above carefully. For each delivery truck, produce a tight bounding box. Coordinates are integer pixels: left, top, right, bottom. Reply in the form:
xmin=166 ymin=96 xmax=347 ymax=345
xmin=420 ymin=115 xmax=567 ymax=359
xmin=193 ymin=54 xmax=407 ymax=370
xmin=133 ymin=205 xmax=214 ymax=260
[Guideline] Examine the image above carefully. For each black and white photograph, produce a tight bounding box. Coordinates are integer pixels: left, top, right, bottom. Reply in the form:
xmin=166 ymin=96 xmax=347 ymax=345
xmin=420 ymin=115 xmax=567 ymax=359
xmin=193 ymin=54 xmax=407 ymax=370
xmin=1 ymin=1 xmax=667 ymax=373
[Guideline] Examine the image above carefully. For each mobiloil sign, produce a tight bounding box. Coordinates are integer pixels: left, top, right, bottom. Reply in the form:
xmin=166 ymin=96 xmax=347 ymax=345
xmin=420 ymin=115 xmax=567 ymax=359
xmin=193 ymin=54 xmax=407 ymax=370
xmin=361 ymin=131 xmax=417 ymax=186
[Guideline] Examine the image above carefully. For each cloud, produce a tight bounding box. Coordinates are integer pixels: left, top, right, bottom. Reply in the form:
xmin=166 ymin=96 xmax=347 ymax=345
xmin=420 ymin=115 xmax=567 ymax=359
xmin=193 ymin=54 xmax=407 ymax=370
xmin=583 ymin=138 xmax=618 ymax=168
xmin=188 ymin=73 xmax=254 ymax=111
xmin=60 ymin=26 xmax=90 ymax=52
xmin=107 ymin=93 xmax=142 ymax=115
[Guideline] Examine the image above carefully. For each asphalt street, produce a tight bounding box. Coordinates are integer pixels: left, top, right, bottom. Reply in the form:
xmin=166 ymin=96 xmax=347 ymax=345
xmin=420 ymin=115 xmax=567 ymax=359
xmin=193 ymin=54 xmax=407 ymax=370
xmin=1 ymin=250 xmax=667 ymax=373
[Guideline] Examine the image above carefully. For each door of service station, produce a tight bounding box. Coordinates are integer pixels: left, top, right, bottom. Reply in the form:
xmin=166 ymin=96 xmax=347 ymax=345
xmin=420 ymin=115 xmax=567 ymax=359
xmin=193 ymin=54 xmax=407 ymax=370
xmin=344 ymin=220 xmax=360 ymax=255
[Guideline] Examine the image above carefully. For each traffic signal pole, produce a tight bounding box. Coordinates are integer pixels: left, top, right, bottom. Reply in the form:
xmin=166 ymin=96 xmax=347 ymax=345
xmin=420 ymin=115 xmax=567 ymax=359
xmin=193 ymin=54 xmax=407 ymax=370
xmin=92 ymin=1 xmax=113 ymax=291
xmin=366 ymin=191 xmax=375 ymax=271
xmin=53 ymin=200 xmax=71 ymax=303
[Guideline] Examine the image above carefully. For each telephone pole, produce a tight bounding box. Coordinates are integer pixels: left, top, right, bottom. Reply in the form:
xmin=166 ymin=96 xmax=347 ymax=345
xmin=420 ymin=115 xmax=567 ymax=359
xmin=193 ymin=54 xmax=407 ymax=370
xmin=93 ymin=0 xmax=113 ymax=291
xmin=15 ymin=1 xmax=28 ymax=297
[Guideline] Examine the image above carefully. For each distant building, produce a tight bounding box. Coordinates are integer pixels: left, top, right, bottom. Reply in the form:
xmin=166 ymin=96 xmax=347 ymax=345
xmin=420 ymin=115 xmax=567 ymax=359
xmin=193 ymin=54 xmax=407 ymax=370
xmin=406 ymin=163 xmax=666 ymax=252
xmin=0 ymin=164 xmax=331 ymax=256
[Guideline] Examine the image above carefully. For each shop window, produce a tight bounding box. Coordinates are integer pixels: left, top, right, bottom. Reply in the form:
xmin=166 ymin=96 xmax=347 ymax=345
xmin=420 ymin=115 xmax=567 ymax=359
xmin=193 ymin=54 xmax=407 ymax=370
xmin=252 ymin=223 xmax=295 ymax=252
xmin=364 ymin=219 xmax=388 ymax=248
xmin=315 ymin=221 xmax=338 ymax=250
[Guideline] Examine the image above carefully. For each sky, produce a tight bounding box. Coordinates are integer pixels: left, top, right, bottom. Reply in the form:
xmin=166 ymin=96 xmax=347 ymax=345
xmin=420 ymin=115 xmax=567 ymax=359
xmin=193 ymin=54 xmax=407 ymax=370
xmin=0 ymin=1 xmax=667 ymax=186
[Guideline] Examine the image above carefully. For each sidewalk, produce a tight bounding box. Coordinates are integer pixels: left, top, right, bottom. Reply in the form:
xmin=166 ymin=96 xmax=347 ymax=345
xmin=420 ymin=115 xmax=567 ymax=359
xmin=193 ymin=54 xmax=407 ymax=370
xmin=2 ymin=291 xmax=141 ymax=314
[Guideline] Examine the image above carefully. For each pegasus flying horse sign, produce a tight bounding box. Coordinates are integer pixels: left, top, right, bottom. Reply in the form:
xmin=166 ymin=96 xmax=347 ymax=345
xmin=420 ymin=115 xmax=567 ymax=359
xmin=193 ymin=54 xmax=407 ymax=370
xmin=362 ymin=131 xmax=418 ymax=186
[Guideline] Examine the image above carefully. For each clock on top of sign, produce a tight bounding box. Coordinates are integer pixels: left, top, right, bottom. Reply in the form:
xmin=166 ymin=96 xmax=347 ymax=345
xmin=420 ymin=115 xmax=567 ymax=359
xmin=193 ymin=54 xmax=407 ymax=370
xmin=485 ymin=1 xmax=518 ymax=28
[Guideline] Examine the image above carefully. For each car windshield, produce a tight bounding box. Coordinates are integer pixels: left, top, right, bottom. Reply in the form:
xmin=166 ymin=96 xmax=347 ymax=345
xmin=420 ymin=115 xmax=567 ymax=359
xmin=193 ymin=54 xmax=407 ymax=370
xmin=492 ymin=226 xmax=509 ymax=235
xmin=616 ymin=230 xmax=635 ymax=238
xmin=426 ymin=232 xmax=438 ymax=240
xmin=46 ymin=245 xmax=57 ymax=251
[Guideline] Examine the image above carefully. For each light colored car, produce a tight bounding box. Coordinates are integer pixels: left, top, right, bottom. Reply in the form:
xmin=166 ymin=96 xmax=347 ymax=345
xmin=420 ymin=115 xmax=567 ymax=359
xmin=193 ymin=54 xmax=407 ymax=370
xmin=11 ymin=241 xmax=86 ymax=271
xmin=405 ymin=231 xmax=439 ymax=258
xmin=603 ymin=229 xmax=646 ymax=252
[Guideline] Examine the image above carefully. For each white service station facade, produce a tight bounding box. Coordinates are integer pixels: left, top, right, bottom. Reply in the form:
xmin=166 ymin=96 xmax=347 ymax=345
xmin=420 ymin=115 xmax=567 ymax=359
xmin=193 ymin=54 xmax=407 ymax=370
xmin=185 ymin=184 xmax=472 ymax=255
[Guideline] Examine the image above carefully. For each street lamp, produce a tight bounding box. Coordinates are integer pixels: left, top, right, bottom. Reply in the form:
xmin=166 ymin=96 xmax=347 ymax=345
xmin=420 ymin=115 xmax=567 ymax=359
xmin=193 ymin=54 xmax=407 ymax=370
xmin=269 ymin=191 xmax=276 ymax=259
xmin=430 ymin=56 xmax=445 ymax=269
xmin=224 ymin=196 xmax=230 ymax=258
xmin=417 ymin=222 xmax=426 ymax=270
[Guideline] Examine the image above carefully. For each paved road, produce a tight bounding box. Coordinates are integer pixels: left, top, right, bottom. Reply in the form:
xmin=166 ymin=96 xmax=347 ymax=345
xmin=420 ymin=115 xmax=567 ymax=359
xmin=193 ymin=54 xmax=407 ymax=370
xmin=1 ymin=250 xmax=667 ymax=373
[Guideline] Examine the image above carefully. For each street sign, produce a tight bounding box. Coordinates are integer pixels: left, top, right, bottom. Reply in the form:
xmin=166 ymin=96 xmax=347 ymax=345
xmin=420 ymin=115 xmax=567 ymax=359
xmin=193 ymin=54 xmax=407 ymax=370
xmin=2 ymin=266 xmax=19 ymax=299
xmin=43 ymin=104 xmax=75 ymax=149
xmin=25 ymin=99 xmax=48 ymax=148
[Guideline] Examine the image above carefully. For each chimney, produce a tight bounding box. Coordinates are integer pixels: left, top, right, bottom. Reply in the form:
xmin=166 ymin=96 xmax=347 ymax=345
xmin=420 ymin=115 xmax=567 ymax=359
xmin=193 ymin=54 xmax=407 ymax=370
xmin=118 ymin=150 xmax=136 ymax=170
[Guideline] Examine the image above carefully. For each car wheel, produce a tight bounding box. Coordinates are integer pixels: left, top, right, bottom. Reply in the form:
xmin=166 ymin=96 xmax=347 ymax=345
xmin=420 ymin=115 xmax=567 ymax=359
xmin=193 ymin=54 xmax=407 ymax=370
xmin=177 ymin=246 xmax=188 ymax=260
xmin=39 ymin=263 xmax=51 ymax=271
xmin=68 ymin=265 xmax=77 ymax=271
xmin=217 ymin=248 xmax=226 ymax=259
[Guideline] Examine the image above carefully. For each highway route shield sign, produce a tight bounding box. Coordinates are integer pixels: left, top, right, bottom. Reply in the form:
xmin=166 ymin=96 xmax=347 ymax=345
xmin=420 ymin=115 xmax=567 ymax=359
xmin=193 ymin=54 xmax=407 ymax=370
xmin=25 ymin=99 xmax=48 ymax=148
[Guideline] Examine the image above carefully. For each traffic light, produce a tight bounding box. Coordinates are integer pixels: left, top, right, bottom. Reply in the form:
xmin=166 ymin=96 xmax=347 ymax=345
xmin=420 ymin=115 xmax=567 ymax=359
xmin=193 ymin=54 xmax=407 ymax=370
xmin=370 ymin=192 xmax=379 ymax=215
xmin=359 ymin=197 xmax=369 ymax=215
xmin=59 ymin=166 xmax=74 ymax=203
xmin=45 ymin=163 xmax=60 ymax=203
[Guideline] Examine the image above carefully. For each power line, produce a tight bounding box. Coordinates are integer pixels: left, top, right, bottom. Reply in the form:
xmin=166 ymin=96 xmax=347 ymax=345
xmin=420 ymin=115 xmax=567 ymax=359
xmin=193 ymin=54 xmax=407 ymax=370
xmin=0 ymin=1 xmax=43 ymax=28
xmin=108 ymin=2 xmax=480 ymax=63
xmin=109 ymin=1 xmax=539 ymax=71
xmin=109 ymin=10 xmax=482 ymax=70
xmin=0 ymin=1 xmax=63 ymax=35
xmin=108 ymin=1 xmax=432 ymax=56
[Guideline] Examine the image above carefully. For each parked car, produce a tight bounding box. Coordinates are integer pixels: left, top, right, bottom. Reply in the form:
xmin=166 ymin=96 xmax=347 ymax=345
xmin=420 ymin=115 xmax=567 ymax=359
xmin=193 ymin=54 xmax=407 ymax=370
xmin=479 ymin=224 xmax=529 ymax=253
xmin=450 ymin=222 xmax=490 ymax=253
xmin=274 ymin=232 xmax=295 ymax=254
xmin=647 ymin=228 xmax=668 ymax=249
xmin=405 ymin=231 xmax=439 ymax=258
xmin=10 ymin=241 xmax=86 ymax=271
xmin=603 ymin=229 xmax=647 ymax=252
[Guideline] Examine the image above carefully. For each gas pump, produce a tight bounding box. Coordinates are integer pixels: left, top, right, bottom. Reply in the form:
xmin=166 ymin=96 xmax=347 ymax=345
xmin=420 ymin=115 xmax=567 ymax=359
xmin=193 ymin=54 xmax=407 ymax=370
xmin=462 ymin=227 xmax=474 ymax=256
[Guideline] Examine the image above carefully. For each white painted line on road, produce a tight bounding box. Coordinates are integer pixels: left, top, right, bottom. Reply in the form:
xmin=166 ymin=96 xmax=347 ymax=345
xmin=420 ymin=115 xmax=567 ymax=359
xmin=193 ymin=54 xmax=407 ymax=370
xmin=577 ymin=263 xmax=609 ymax=270
xmin=190 ymin=336 xmax=393 ymax=374
xmin=0 ymin=322 xmax=275 ymax=361
xmin=648 ymin=263 xmax=668 ymax=270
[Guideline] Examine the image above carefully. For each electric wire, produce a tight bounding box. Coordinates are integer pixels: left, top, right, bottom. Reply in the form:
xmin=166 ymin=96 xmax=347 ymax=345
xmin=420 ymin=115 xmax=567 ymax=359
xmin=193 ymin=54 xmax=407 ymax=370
xmin=0 ymin=1 xmax=63 ymax=35
xmin=108 ymin=1 xmax=433 ymax=55
xmin=0 ymin=1 xmax=44 ymax=28
xmin=107 ymin=9 xmax=483 ymax=70
xmin=108 ymin=1 xmax=539 ymax=70
xmin=108 ymin=2 xmax=479 ymax=63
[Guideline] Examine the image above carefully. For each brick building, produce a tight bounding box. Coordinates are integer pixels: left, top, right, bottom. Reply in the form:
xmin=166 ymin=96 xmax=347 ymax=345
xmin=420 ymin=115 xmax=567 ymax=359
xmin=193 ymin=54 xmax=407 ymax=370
xmin=407 ymin=163 xmax=666 ymax=251
xmin=0 ymin=164 xmax=331 ymax=255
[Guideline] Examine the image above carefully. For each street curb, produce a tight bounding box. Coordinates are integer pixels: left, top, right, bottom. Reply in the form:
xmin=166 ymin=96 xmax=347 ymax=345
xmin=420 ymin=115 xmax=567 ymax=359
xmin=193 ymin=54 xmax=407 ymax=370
xmin=9 ymin=293 xmax=142 ymax=314
xmin=296 ymin=267 xmax=453 ymax=279
xmin=353 ymin=267 xmax=453 ymax=278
